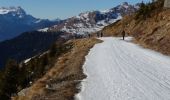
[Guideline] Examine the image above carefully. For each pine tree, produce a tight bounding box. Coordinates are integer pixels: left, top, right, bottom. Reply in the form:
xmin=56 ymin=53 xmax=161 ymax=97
xmin=49 ymin=43 xmax=57 ymax=57
xmin=0 ymin=59 xmax=19 ymax=100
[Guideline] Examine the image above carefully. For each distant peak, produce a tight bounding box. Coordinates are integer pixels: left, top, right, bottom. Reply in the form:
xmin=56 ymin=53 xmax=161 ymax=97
xmin=0 ymin=6 xmax=26 ymax=15
xmin=122 ymin=2 xmax=129 ymax=6
xmin=116 ymin=2 xmax=131 ymax=9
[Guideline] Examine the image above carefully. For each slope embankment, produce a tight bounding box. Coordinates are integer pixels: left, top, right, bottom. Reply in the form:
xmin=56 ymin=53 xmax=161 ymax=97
xmin=13 ymin=38 xmax=101 ymax=100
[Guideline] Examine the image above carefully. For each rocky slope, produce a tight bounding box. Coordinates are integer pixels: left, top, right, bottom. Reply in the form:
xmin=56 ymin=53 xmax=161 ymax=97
xmin=0 ymin=7 xmax=61 ymax=41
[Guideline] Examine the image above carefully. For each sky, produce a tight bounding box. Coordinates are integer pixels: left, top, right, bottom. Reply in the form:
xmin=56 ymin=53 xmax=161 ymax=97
xmin=0 ymin=0 xmax=151 ymax=20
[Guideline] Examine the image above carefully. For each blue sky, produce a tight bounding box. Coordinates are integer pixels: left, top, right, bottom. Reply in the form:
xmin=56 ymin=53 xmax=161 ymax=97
xmin=0 ymin=0 xmax=151 ymax=20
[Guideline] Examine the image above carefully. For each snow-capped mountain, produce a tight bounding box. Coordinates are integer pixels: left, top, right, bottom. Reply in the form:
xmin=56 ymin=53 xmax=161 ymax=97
xmin=49 ymin=2 xmax=138 ymax=35
xmin=0 ymin=6 xmax=61 ymax=41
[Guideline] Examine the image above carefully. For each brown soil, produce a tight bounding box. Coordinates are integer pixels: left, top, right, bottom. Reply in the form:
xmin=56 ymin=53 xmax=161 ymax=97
xmin=13 ymin=38 xmax=102 ymax=100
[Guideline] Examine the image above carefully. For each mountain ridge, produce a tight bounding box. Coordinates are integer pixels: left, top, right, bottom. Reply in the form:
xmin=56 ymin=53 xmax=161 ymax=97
xmin=0 ymin=6 xmax=61 ymax=41
xmin=48 ymin=2 xmax=139 ymax=35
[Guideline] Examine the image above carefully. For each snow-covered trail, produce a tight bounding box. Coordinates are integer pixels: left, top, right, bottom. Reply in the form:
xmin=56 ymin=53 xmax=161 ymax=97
xmin=77 ymin=37 xmax=170 ymax=100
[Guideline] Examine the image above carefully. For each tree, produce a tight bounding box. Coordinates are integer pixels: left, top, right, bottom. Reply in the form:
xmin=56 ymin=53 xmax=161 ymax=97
xmin=49 ymin=43 xmax=57 ymax=57
xmin=0 ymin=59 xmax=19 ymax=100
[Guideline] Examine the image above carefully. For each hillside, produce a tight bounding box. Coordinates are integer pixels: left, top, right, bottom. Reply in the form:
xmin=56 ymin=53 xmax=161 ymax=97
xmin=0 ymin=31 xmax=65 ymax=68
xmin=13 ymin=38 xmax=101 ymax=100
xmin=102 ymin=0 xmax=170 ymax=55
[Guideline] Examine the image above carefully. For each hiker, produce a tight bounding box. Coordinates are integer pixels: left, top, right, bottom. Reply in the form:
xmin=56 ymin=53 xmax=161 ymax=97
xmin=122 ymin=30 xmax=126 ymax=40
xmin=96 ymin=32 xmax=100 ymax=38
xmin=101 ymin=32 xmax=103 ymax=37
xmin=88 ymin=33 xmax=91 ymax=38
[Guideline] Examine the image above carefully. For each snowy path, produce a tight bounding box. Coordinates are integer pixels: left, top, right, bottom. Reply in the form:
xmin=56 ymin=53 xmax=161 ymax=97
xmin=76 ymin=37 xmax=170 ymax=100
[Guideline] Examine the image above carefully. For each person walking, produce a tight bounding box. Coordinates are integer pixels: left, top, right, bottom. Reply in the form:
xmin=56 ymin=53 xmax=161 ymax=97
xmin=122 ymin=30 xmax=126 ymax=40
xmin=88 ymin=33 xmax=91 ymax=38
xmin=96 ymin=32 xmax=100 ymax=38
xmin=101 ymin=32 xmax=103 ymax=37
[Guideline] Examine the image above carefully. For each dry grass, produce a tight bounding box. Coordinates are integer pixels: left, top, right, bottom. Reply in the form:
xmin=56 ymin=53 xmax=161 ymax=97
xmin=13 ymin=38 xmax=102 ymax=100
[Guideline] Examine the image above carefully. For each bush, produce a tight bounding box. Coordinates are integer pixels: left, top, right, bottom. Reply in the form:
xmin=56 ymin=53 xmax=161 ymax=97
xmin=0 ymin=59 xmax=19 ymax=100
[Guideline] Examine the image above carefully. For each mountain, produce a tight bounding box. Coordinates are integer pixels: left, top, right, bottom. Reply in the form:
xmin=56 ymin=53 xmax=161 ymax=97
xmin=49 ymin=2 xmax=139 ymax=35
xmin=0 ymin=31 xmax=67 ymax=68
xmin=0 ymin=6 xmax=61 ymax=41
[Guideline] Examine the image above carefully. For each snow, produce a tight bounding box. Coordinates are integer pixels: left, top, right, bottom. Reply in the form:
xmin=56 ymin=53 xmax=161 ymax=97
xmin=38 ymin=27 xmax=49 ymax=32
xmin=75 ymin=12 xmax=90 ymax=21
xmin=24 ymin=58 xmax=31 ymax=63
xmin=0 ymin=9 xmax=11 ymax=14
xmin=62 ymin=15 xmax=122 ymax=35
xmin=0 ymin=7 xmax=24 ymax=15
xmin=122 ymin=5 xmax=129 ymax=9
xmin=100 ymin=9 xmax=111 ymax=14
xmin=76 ymin=37 xmax=170 ymax=100
xmin=74 ymin=23 xmax=84 ymax=28
xmin=0 ymin=8 xmax=16 ymax=14
xmin=35 ymin=19 xmax=42 ymax=23
xmin=97 ymin=15 xmax=122 ymax=26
